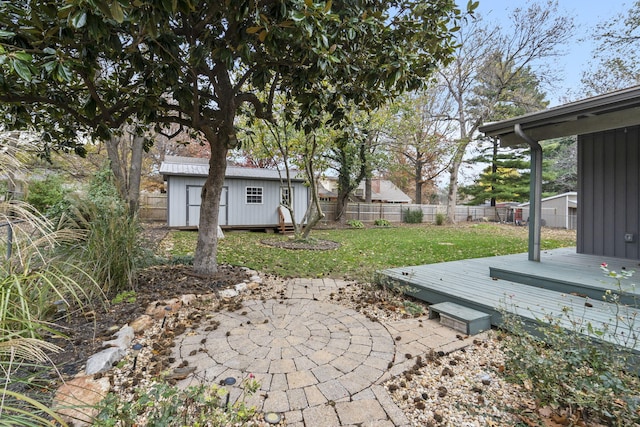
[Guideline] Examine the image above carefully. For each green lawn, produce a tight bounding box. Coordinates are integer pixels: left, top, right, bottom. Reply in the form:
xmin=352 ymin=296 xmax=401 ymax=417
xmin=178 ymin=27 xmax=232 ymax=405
xmin=166 ymin=223 xmax=576 ymax=281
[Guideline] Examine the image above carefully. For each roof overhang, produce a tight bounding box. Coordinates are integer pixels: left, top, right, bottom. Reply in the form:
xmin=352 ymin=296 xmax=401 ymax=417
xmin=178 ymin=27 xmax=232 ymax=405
xmin=479 ymin=86 xmax=640 ymax=146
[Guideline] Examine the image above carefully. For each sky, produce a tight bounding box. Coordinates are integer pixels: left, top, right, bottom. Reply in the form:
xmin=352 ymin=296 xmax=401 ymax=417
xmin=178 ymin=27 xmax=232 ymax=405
xmin=475 ymin=0 xmax=631 ymax=106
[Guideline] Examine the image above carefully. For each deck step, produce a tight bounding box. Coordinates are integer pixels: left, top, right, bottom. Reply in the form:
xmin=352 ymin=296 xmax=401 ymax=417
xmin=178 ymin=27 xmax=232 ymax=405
xmin=428 ymin=302 xmax=491 ymax=335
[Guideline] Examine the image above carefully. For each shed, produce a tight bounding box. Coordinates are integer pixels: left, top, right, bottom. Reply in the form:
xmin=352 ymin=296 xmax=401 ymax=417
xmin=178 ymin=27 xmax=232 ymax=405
xmin=480 ymin=85 xmax=640 ymax=261
xmin=517 ymin=192 xmax=577 ymax=229
xmin=160 ymin=156 xmax=309 ymax=230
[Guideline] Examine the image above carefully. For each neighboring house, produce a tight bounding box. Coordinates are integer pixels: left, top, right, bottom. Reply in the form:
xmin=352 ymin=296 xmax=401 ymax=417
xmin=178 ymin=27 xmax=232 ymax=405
xmin=516 ymin=192 xmax=577 ymax=229
xmin=160 ymin=156 xmax=309 ymax=229
xmin=320 ymin=178 xmax=412 ymax=203
xmin=480 ymin=85 xmax=640 ymax=261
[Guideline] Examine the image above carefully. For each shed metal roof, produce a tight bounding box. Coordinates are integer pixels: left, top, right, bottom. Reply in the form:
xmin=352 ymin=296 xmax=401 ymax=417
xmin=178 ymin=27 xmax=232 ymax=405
xmin=160 ymin=156 xmax=306 ymax=181
xmin=479 ymin=85 xmax=640 ymax=146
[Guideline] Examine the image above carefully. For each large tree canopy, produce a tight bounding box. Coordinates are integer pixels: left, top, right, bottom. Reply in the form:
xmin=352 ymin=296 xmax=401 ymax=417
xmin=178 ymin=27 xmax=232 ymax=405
xmin=0 ymin=0 xmax=472 ymax=274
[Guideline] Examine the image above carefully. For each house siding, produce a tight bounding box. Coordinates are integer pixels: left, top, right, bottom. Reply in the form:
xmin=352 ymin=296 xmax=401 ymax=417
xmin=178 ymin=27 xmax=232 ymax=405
xmin=578 ymin=125 xmax=640 ymax=259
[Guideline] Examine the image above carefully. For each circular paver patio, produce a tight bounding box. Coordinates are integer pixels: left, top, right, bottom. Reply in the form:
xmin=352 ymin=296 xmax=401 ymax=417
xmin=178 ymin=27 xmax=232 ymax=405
xmin=173 ymin=298 xmax=395 ymax=410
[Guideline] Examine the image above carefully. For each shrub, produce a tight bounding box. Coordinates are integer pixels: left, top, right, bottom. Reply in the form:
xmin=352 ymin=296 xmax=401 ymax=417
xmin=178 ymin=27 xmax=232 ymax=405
xmin=25 ymin=174 xmax=70 ymax=219
xmin=435 ymin=212 xmax=446 ymax=225
xmin=59 ymin=166 xmax=150 ymax=295
xmin=500 ymin=266 xmax=640 ymax=425
xmin=374 ymin=218 xmax=391 ymax=227
xmin=347 ymin=219 xmax=364 ymax=228
xmin=404 ymin=209 xmax=423 ymax=224
xmin=94 ymin=377 xmax=260 ymax=426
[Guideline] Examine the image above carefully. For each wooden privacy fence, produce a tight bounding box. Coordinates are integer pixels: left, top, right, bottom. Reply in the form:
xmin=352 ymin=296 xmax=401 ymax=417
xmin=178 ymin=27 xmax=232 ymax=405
xmin=319 ymin=202 xmax=509 ymax=224
xmin=139 ymin=193 xmax=167 ymax=221
xmin=138 ymin=194 xmax=509 ymax=225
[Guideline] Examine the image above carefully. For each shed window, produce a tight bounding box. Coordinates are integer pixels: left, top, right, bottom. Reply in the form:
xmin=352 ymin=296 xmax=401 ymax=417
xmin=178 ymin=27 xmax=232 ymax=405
xmin=281 ymin=186 xmax=293 ymax=206
xmin=246 ymin=187 xmax=263 ymax=204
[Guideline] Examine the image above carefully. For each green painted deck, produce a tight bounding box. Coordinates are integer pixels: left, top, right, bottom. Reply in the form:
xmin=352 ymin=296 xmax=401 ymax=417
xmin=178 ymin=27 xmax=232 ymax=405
xmin=378 ymin=247 xmax=640 ymax=354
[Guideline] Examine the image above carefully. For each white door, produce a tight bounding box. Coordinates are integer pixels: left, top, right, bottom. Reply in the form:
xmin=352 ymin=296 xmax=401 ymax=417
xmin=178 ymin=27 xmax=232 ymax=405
xmin=186 ymin=185 xmax=228 ymax=227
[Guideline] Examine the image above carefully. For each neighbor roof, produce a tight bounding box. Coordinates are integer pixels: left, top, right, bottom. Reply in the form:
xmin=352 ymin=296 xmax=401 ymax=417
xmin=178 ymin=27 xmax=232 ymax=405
xmin=479 ymin=85 xmax=640 ymax=146
xmin=160 ymin=156 xmax=305 ymax=181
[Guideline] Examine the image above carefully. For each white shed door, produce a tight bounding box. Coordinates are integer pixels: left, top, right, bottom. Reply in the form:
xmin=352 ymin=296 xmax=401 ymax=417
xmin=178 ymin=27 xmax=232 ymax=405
xmin=186 ymin=185 xmax=228 ymax=227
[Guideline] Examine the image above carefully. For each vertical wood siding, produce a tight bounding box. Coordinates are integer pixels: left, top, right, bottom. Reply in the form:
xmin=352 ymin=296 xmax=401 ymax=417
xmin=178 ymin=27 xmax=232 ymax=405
xmin=578 ymin=125 xmax=640 ymax=259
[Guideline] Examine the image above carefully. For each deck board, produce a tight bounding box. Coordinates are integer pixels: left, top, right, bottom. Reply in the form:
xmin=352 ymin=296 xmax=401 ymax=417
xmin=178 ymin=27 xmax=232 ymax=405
xmin=378 ymin=248 xmax=640 ymax=353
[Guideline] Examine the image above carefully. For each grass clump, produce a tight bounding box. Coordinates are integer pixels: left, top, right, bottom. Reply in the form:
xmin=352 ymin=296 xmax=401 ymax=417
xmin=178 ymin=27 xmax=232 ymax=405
xmin=435 ymin=212 xmax=446 ymax=225
xmin=374 ymin=218 xmax=391 ymax=227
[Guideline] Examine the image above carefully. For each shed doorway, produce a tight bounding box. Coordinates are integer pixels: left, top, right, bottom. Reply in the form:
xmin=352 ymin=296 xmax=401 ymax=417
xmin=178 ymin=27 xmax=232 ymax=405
xmin=186 ymin=185 xmax=228 ymax=227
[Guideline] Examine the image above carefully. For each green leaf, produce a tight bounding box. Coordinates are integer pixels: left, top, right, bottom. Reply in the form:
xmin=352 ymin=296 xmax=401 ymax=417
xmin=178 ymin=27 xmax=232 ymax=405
xmin=110 ymin=1 xmax=125 ymax=23
xmin=14 ymin=52 xmax=32 ymax=62
xmin=43 ymin=47 xmax=57 ymax=55
xmin=12 ymin=59 xmax=32 ymax=82
xmin=70 ymin=10 xmax=87 ymax=28
xmin=292 ymin=12 xmax=305 ymax=22
xmin=0 ymin=30 xmax=15 ymax=39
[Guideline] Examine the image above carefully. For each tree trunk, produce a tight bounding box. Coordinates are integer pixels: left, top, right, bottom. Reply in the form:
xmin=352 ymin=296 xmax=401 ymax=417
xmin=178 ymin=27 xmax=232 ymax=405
xmin=193 ymin=137 xmax=228 ymax=275
xmin=446 ymin=145 xmax=465 ymax=223
xmin=365 ymin=177 xmax=372 ymax=203
xmin=105 ymin=132 xmax=144 ymax=215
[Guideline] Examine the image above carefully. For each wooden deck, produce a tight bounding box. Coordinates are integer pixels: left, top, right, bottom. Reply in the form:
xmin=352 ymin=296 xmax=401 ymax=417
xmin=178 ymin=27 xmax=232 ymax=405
xmin=378 ymin=248 xmax=640 ymax=355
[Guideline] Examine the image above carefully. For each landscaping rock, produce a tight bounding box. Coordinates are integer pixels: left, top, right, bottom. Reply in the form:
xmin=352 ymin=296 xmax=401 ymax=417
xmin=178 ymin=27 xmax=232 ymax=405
xmin=234 ymin=282 xmax=248 ymax=293
xmin=145 ymin=298 xmax=182 ymax=319
xmin=102 ymin=325 xmax=134 ymax=349
xmin=53 ymin=375 xmax=110 ymax=426
xmin=130 ymin=315 xmax=154 ymax=334
xmin=86 ymin=347 xmax=126 ymax=375
xmin=219 ymin=288 xmax=239 ymax=298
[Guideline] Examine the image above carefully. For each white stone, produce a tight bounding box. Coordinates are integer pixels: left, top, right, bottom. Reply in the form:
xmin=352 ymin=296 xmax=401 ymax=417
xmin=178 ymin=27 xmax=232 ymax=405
xmin=234 ymin=283 xmax=248 ymax=293
xmin=249 ymin=275 xmax=263 ymax=284
xmin=86 ymin=347 xmax=126 ymax=375
xmin=219 ymin=288 xmax=239 ymax=298
xmin=180 ymin=294 xmax=198 ymax=306
xmin=102 ymin=325 xmax=134 ymax=349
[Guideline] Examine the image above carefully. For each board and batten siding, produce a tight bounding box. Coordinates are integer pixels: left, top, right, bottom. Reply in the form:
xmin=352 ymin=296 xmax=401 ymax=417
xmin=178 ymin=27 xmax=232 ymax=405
xmin=578 ymin=125 xmax=640 ymax=260
xmin=166 ymin=175 xmax=308 ymax=228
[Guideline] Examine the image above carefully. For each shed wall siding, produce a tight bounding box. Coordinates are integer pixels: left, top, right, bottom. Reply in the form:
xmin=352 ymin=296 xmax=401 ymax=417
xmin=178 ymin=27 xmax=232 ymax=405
xmin=166 ymin=176 xmax=206 ymax=227
xmin=166 ymin=175 xmax=308 ymax=227
xmin=578 ymin=126 xmax=640 ymax=259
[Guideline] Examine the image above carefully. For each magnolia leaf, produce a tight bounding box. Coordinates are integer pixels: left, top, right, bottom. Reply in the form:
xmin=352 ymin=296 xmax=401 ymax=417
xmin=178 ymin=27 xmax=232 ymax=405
xmin=70 ymin=10 xmax=87 ymax=28
xmin=12 ymin=59 xmax=32 ymax=82
xmin=324 ymin=0 xmax=332 ymax=12
xmin=247 ymin=26 xmax=262 ymax=34
xmin=14 ymin=51 xmax=32 ymax=62
xmin=0 ymin=30 xmax=15 ymax=39
xmin=304 ymin=0 xmax=313 ymax=7
xmin=43 ymin=47 xmax=56 ymax=55
xmin=110 ymin=1 xmax=125 ymax=23
xmin=258 ymin=30 xmax=268 ymax=43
